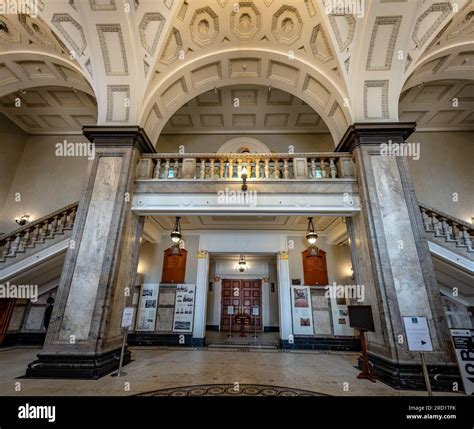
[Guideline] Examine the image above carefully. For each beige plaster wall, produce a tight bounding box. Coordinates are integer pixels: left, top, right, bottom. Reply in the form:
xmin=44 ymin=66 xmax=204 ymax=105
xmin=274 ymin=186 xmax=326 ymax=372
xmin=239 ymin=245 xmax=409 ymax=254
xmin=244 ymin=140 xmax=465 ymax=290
xmin=156 ymin=133 xmax=335 ymax=153
xmin=0 ymin=132 xmax=91 ymax=233
xmin=0 ymin=113 xmax=27 ymax=233
xmin=407 ymin=131 xmax=474 ymax=223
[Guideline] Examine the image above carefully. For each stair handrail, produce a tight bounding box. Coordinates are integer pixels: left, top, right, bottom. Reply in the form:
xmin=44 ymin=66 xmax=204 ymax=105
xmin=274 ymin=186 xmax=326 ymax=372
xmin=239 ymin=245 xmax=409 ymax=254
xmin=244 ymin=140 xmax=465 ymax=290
xmin=419 ymin=202 xmax=473 ymax=232
xmin=0 ymin=201 xmax=79 ymax=243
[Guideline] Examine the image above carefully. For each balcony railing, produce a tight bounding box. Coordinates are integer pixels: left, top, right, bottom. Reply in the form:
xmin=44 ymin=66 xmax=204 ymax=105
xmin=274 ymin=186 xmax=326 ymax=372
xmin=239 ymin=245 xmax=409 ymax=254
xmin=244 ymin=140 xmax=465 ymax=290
xmin=135 ymin=153 xmax=355 ymax=181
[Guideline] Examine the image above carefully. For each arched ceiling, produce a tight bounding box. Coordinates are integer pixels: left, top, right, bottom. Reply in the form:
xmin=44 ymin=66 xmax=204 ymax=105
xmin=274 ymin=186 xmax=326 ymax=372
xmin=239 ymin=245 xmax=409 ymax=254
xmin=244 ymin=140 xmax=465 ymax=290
xmin=162 ymin=84 xmax=330 ymax=134
xmin=0 ymin=1 xmax=470 ymax=141
xmin=0 ymin=85 xmax=97 ymax=134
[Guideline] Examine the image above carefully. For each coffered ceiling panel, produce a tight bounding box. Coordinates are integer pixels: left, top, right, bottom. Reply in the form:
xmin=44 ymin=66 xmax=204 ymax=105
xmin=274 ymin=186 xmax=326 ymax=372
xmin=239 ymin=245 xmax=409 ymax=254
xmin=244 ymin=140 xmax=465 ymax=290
xmin=399 ymin=79 xmax=474 ymax=131
xmin=162 ymin=84 xmax=330 ymax=134
xmin=0 ymin=86 xmax=97 ymax=134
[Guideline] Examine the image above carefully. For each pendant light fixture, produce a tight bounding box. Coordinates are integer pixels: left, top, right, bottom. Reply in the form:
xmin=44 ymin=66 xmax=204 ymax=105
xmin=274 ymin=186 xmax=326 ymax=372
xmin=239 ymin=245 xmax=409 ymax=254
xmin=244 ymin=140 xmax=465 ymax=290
xmin=306 ymin=217 xmax=318 ymax=245
xmin=241 ymin=165 xmax=248 ymax=192
xmin=171 ymin=216 xmax=182 ymax=243
xmin=238 ymin=254 xmax=247 ymax=272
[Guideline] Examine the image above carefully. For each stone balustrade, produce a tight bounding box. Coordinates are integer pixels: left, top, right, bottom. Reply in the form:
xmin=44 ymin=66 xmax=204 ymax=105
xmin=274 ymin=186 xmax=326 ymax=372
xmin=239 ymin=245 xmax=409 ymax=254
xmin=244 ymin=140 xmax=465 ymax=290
xmin=135 ymin=153 xmax=355 ymax=181
xmin=420 ymin=203 xmax=474 ymax=254
xmin=0 ymin=202 xmax=78 ymax=263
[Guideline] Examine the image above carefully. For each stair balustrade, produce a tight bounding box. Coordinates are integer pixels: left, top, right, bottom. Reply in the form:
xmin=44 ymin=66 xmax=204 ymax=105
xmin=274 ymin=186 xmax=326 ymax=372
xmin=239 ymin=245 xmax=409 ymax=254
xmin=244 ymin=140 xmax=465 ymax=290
xmin=420 ymin=202 xmax=474 ymax=257
xmin=0 ymin=202 xmax=79 ymax=263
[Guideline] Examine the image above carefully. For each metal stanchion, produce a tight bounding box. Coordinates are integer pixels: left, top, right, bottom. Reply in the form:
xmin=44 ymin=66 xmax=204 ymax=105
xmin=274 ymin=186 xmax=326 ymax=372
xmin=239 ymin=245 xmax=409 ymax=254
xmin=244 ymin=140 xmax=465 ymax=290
xmin=111 ymin=327 xmax=128 ymax=377
xmin=253 ymin=313 xmax=258 ymax=339
xmin=420 ymin=352 xmax=433 ymax=396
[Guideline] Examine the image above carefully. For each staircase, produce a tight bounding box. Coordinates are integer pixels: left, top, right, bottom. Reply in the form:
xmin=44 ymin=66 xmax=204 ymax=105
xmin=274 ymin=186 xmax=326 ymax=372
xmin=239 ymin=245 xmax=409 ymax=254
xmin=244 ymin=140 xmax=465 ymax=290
xmin=420 ymin=202 xmax=474 ymax=264
xmin=0 ymin=202 xmax=78 ymax=281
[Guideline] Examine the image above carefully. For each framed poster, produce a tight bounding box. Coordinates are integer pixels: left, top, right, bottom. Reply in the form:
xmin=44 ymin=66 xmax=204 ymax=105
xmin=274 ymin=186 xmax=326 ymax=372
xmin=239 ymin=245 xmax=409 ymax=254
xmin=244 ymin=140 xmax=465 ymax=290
xmin=290 ymin=285 xmax=314 ymax=335
xmin=173 ymin=284 xmax=196 ymax=333
xmin=136 ymin=284 xmax=159 ymax=331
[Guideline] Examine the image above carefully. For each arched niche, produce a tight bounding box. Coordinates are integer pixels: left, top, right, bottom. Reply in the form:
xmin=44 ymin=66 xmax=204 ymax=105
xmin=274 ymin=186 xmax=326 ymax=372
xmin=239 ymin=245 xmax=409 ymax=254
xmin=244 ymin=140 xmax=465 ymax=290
xmin=217 ymin=137 xmax=271 ymax=154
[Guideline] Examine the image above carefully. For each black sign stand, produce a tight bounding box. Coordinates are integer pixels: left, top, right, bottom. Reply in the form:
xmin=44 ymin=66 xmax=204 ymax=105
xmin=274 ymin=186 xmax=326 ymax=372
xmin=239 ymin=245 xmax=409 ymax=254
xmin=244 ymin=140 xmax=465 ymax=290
xmin=357 ymin=329 xmax=377 ymax=382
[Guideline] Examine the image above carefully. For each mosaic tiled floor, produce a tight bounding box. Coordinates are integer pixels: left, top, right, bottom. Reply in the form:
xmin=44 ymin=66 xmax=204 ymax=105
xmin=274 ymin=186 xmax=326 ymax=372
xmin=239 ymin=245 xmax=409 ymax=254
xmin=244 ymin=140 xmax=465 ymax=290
xmin=138 ymin=384 xmax=327 ymax=397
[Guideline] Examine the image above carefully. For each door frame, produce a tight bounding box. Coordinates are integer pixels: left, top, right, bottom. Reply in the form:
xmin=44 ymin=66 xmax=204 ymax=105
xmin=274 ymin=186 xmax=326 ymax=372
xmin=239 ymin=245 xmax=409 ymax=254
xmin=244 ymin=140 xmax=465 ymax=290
xmin=220 ymin=278 xmax=263 ymax=332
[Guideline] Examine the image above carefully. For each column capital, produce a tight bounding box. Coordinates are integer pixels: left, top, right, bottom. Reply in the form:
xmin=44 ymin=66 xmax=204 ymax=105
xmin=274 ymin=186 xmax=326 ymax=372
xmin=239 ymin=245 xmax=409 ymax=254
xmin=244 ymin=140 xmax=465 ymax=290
xmin=335 ymin=123 xmax=416 ymax=153
xmin=82 ymin=126 xmax=156 ymax=154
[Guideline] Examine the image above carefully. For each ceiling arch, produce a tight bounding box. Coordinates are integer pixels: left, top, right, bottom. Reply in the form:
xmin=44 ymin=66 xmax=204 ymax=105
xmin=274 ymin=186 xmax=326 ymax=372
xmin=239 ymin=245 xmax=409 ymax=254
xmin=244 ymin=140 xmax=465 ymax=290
xmin=337 ymin=0 xmax=469 ymax=123
xmin=36 ymin=0 xmax=181 ymax=125
xmin=162 ymin=84 xmax=331 ymax=134
xmin=139 ymin=48 xmax=352 ymax=145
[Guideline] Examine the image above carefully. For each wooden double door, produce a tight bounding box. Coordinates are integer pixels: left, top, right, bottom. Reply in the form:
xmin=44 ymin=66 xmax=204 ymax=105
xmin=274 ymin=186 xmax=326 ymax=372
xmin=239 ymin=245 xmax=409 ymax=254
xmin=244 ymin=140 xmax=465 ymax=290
xmin=0 ymin=299 xmax=16 ymax=346
xmin=221 ymin=279 xmax=262 ymax=332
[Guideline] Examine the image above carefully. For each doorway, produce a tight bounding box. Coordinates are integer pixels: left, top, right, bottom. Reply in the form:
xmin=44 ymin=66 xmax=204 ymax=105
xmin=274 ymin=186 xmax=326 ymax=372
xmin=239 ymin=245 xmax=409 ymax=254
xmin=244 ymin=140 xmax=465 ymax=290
xmin=0 ymin=299 xmax=16 ymax=346
xmin=220 ymin=279 xmax=262 ymax=332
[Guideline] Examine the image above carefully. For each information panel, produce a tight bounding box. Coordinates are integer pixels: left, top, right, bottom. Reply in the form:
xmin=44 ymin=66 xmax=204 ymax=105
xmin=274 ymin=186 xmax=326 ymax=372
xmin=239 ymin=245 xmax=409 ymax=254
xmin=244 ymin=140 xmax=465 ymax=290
xmin=451 ymin=329 xmax=474 ymax=395
xmin=173 ymin=284 xmax=196 ymax=333
xmin=403 ymin=316 xmax=433 ymax=352
xmin=290 ymin=285 xmax=314 ymax=335
xmin=136 ymin=284 xmax=159 ymax=331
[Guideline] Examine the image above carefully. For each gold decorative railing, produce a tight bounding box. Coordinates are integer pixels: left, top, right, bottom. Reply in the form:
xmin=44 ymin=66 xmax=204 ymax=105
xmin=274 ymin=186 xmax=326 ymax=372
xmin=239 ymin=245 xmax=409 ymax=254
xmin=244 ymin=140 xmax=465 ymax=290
xmin=0 ymin=202 xmax=79 ymax=262
xmin=135 ymin=153 xmax=355 ymax=180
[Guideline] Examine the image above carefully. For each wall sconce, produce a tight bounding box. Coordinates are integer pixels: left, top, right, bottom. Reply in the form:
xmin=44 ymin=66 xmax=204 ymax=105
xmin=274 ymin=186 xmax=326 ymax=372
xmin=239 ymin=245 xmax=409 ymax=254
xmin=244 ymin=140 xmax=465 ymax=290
xmin=238 ymin=254 xmax=247 ymax=272
xmin=241 ymin=165 xmax=248 ymax=192
xmin=170 ymin=216 xmax=182 ymax=243
xmin=15 ymin=215 xmax=30 ymax=226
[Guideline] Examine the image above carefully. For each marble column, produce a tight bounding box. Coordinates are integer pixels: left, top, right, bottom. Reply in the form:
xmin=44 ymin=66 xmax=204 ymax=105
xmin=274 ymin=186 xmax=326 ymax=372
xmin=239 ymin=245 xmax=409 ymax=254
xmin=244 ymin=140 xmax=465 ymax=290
xmin=277 ymin=251 xmax=293 ymax=347
xmin=26 ymin=126 xmax=154 ymax=379
xmin=338 ymin=123 xmax=457 ymax=391
xmin=192 ymin=250 xmax=209 ymax=346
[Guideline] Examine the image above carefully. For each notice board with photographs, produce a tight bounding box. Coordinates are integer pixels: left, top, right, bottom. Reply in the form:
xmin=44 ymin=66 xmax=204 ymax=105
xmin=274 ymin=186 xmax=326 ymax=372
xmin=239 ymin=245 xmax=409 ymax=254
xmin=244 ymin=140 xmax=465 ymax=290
xmin=136 ymin=284 xmax=159 ymax=331
xmin=172 ymin=284 xmax=196 ymax=333
xmin=290 ymin=285 xmax=314 ymax=335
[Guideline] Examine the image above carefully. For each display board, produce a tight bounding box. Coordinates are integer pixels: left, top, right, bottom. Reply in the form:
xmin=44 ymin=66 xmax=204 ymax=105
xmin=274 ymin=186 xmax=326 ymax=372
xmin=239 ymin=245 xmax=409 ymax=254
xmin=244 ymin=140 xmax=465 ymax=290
xmin=136 ymin=284 xmax=159 ymax=331
xmin=172 ymin=284 xmax=196 ymax=333
xmin=450 ymin=329 xmax=474 ymax=395
xmin=403 ymin=316 xmax=433 ymax=352
xmin=302 ymin=249 xmax=328 ymax=286
xmin=162 ymin=247 xmax=187 ymax=284
xmin=290 ymin=285 xmax=314 ymax=335
xmin=348 ymin=305 xmax=375 ymax=332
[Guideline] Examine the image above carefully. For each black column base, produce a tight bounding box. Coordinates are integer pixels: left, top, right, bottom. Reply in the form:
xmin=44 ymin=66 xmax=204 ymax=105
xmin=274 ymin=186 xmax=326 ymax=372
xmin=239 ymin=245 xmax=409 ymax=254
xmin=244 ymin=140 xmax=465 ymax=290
xmin=359 ymin=352 xmax=461 ymax=392
xmin=25 ymin=347 xmax=131 ymax=379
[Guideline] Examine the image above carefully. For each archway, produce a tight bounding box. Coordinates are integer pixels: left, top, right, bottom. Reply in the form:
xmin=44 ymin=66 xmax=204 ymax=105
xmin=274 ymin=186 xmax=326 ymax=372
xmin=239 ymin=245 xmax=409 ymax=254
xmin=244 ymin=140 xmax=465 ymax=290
xmin=139 ymin=49 xmax=353 ymax=145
